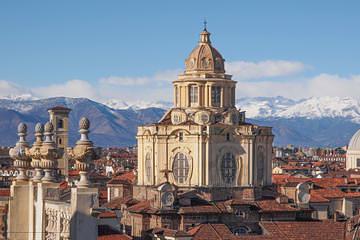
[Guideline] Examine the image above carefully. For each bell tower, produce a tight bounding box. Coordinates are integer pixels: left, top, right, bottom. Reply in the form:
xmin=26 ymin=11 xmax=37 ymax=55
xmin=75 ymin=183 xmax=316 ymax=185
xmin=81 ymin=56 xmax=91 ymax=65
xmin=48 ymin=106 xmax=71 ymax=175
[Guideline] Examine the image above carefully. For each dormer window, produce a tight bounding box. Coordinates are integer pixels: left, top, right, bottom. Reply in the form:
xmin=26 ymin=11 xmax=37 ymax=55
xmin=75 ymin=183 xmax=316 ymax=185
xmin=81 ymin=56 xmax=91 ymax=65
xmin=189 ymin=85 xmax=198 ymax=106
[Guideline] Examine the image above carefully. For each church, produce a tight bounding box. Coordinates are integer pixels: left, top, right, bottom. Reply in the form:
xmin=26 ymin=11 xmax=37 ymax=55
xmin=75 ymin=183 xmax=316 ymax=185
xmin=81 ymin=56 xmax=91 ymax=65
xmin=108 ymin=27 xmax=276 ymax=238
xmin=136 ymin=27 xmax=274 ymax=191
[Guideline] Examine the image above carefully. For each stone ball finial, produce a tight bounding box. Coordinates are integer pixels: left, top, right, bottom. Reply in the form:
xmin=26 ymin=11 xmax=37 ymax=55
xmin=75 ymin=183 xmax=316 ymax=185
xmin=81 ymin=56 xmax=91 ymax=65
xmin=17 ymin=122 xmax=27 ymax=134
xmin=79 ymin=117 xmax=90 ymax=130
xmin=44 ymin=121 xmax=54 ymax=133
xmin=35 ymin=122 xmax=44 ymax=133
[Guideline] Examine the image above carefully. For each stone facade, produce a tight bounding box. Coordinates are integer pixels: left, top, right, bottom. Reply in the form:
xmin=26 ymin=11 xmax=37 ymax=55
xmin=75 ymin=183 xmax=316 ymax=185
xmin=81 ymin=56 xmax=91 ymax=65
xmin=137 ymin=28 xmax=273 ymax=190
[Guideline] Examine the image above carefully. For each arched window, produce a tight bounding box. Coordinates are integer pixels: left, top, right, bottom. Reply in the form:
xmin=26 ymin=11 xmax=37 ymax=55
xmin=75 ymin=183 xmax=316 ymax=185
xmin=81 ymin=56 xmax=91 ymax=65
xmin=221 ymin=152 xmax=236 ymax=184
xmin=145 ymin=153 xmax=152 ymax=182
xmin=172 ymin=153 xmax=189 ymax=184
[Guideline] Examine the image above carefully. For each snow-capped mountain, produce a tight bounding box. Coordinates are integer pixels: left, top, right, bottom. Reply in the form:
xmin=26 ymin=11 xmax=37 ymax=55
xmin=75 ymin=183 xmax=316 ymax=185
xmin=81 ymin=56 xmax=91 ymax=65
xmin=1 ymin=96 xmax=360 ymax=147
xmin=104 ymin=96 xmax=360 ymax=123
xmin=237 ymin=96 xmax=360 ymax=123
xmin=104 ymin=99 xmax=173 ymax=110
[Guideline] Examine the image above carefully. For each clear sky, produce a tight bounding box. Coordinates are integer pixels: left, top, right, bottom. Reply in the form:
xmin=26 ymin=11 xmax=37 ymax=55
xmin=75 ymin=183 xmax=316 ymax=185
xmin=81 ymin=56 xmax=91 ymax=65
xmin=1 ymin=0 xmax=360 ymax=102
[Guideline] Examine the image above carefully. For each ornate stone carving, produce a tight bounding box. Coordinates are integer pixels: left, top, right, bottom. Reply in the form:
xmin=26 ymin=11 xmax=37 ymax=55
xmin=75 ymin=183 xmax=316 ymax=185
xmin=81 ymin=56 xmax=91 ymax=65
xmin=45 ymin=208 xmax=57 ymax=240
xmin=68 ymin=117 xmax=96 ymax=187
xmin=40 ymin=122 xmax=60 ymax=182
xmin=60 ymin=210 xmax=70 ymax=240
xmin=27 ymin=122 xmax=44 ymax=182
xmin=9 ymin=122 xmax=31 ymax=181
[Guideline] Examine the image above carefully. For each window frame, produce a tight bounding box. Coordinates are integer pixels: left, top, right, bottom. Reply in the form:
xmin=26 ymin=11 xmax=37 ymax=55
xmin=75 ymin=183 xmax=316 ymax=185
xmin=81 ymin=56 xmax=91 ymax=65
xmin=189 ymin=85 xmax=198 ymax=106
xmin=172 ymin=152 xmax=190 ymax=184
xmin=221 ymin=152 xmax=237 ymax=184
xmin=211 ymin=86 xmax=221 ymax=107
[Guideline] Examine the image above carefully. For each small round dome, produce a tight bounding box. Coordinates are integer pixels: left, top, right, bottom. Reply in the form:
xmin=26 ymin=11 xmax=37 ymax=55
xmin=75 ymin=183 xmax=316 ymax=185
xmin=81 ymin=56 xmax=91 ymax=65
xmin=17 ymin=122 xmax=27 ymax=134
xmin=35 ymin=123 xmax=44 ymax=133
xmin=184 ymin=29 xmax=225 ymax=74
xmin=44 ymin=122 xmax=54 ymax=133
xmin=79 ymin=117 xmax=90 ymax=130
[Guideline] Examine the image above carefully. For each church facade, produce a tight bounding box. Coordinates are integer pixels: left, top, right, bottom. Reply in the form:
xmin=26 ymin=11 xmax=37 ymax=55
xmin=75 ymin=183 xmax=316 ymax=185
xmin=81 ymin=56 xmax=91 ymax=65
xmin=136 ymin=28 xmax=274 ymax=190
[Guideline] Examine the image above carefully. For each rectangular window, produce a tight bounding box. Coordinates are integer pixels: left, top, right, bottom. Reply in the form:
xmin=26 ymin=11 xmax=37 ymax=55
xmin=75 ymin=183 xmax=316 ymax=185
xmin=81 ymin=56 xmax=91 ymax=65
xmin=189 ymin=85 xmax=198 ymax=106
xmin=211 ymin=86 xmax=221 ymax=107
xmin=357 ymin=159 xmax=360 ymax=167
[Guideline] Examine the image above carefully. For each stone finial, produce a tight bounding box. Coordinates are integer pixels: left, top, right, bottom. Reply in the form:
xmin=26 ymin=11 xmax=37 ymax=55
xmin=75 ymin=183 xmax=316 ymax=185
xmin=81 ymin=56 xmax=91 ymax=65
xmin=35 ymin=122 xmax=44 ymax=134
xmin=68 ymin=117 xmax=95 ymax=187
xmin=9 ymin=122 xmax=31 ymax=181
xmin=29 ymin=122 xmax=44 ymax=182
xmin=17 ymin=122 xmax=27 ymax=135
xmin=44 ymin=122 xmax=54 ymax=141
xmin=79 ymin=117 xmax=90 ymax=142
xmin=79 ymin=117 xmax=90 ymax=130
xmin=40 ymin=121 xmax=59 ymax=182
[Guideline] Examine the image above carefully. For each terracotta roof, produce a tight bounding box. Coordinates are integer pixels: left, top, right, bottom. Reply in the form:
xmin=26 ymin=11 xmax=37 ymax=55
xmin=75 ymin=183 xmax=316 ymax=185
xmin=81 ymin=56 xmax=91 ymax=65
xmin=256 ymin=199 xmax=298 ymax=213
xmin=98 ymin=211 xmax=117 ymax=219
xmin=98 ymin=235 xmax=132 ymax=240
xmin=344 ymin=192 xmax=360 ymax=198
xmin=179 ymin=204 xmax=223 ymax=214
xmin=127 ymin=200 xmax=157 ymax=214
xmin=150 ymin=228 xmax=190 ymax=238
xmin=98 ymin=225 xmax=132 ymax=240
xmin=103 ymin=196 xmax=139 ymax=209
xmin=311 ymin=188 xmax=345 ymax=199
xmin=310 ymin=192 xmax=330 ymax=203
xmin=188 ymin=223 xmax=236 ymax=240
xmin=108 ymin=171 xmax=136 ymax=185
xmin=257 ymin=221 xmax=345 ymax=240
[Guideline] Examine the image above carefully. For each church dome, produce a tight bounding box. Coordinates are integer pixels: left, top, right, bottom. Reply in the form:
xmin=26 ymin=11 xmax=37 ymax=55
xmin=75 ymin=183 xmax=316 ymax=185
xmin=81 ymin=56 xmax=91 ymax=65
xmin=348 ymin=129 xmax=360 ymax=151
xmin=184 ymin=28 xmax=225 ymax=74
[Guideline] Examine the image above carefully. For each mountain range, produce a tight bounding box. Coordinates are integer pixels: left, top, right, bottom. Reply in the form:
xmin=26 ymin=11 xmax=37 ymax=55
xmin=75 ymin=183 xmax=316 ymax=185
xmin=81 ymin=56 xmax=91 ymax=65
xmin=1 ymin=96 xmax=359 ymax=147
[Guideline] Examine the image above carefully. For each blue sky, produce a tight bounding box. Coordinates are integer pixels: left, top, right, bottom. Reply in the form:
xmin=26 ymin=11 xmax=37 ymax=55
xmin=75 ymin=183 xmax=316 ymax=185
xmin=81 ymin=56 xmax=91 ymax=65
xmin=1 ymin=0 xmax=360 ymax=102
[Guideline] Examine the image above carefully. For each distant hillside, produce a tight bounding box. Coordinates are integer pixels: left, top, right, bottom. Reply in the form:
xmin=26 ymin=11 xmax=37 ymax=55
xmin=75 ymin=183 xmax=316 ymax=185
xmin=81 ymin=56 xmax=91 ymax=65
xmin=1 ymin=96 xmax=359 ymax=147
xmin=0 ymin=97 xmax=165 ymax=147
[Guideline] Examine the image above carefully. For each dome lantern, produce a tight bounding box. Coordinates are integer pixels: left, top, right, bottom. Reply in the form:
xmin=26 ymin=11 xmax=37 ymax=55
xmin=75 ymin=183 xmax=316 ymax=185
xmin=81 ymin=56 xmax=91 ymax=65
xmin=184 ymin=27 xmax=225 ymax=74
